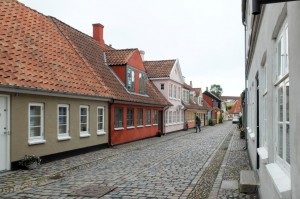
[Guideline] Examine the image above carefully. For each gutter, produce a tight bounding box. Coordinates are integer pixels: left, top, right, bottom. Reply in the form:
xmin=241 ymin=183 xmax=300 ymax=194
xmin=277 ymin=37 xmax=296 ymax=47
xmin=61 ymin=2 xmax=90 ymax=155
xmin=0 ymin=85 xmax=112 ymax=102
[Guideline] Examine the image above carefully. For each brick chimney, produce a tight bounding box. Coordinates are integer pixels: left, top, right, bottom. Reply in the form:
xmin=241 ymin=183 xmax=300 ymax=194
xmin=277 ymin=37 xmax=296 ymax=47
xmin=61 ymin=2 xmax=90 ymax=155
xmin=190 ymin=81 xmax=193 ymax=88
xmin=139 ymin=50 xmax=145 ymax=61
xmin=93 ymin=23 xmax=105 ymax=47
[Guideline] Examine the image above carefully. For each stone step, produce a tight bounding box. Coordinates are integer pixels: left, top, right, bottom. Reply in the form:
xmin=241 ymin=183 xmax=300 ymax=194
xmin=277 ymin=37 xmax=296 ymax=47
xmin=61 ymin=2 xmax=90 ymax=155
xmin=240 ymin=170 xmax=259 ymax=193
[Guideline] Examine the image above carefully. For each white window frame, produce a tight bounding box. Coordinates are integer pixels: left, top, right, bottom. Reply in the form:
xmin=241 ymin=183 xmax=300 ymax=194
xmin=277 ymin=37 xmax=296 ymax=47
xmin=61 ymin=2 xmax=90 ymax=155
xmin=28 ymin=103 xmax=45 ymax=145
xmin=80 ymin=105 xmax=90 ymax=137
xmin=173 ymin=111 xmax=176 ymax=124
xmin=57 ymin=104 xmax=71 ymax=140
xmin=127 ymin=67 xmax=135 ymax=92
xmin=97 ymin=106 xmax=105 ymax=135
xmin=169 ymin=83 xmax=172 ymax=98
xmin=127 ymin=108 xmax=135 ymax=128
xmin=153 ymin=110 xmax=158 ymax=125
xmin=146 ymin=109 xmax=151 ymax=126
xmin=137 ymin=108 xmax=143 ymax=127
xmin=165 ymin=111 xmax=168 ymax=125
xmin=274 ymin=20 xmax=290 ymax=174
xmin=114 ymin=107 xmax=124 ymax=130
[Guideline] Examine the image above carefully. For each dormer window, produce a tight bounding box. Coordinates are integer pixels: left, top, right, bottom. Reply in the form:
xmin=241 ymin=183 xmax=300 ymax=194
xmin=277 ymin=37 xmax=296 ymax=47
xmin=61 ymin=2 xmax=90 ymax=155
xmin=139 ymin=72 xmax=146 ymax=94
xmin=127 ymin=67 xmax=135 ymax=91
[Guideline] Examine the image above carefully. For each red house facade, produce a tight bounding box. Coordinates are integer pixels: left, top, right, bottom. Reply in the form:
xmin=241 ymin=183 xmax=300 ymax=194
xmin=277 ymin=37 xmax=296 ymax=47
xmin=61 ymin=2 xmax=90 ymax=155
xmin=52 ymin=20 xmax=170 ymax=145
xmin=203 ymin=90 xmax=222 ymax=125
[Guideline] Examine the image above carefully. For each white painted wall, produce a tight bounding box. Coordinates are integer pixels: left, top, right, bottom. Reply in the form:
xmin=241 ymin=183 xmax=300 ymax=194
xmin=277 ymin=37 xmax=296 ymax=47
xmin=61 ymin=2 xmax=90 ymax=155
xmin=245 ymin=1 xmax=300 ymax=198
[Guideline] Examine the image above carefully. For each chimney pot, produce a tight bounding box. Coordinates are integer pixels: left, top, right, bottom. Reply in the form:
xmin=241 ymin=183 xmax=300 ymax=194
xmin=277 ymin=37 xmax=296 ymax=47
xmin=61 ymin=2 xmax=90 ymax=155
xmin=190 ymin=81 xmax=193 ymax=87
xmin=93 ymin=23 xmax=105 ymax=47
xmin=139 ymin=50 xmax=145 ymax=61
xmin=206 ymin=87 xmax=208 ymax=91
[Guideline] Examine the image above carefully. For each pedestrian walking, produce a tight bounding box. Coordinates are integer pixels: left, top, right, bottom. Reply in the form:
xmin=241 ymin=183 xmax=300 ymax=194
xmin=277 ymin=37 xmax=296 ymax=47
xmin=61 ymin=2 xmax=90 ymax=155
xmin=195 ymin=116 xmax=201 ymax=133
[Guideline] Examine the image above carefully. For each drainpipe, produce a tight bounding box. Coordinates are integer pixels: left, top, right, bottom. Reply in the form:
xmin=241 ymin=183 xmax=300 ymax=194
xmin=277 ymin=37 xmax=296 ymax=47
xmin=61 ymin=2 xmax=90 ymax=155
xmin=108 ymin=100 xmax=113 ymax=147
xmin=242 ymin=0 xmax=248 ymax=150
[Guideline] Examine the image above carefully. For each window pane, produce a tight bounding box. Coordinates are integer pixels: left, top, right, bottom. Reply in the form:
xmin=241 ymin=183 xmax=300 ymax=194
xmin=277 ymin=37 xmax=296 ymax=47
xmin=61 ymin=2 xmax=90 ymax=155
xmin=81 ymin=123 xmax=87 ymax=131
xmin=98 ymin=123 xmax=103 ymax=130
xmin=286 ymin=123 xmax=290 ymax=164
xmin=30 ymin=127 xmax=41 ymax=137
xmin=81 ymin=108 xmax=87 ymax=115
xmin=286 ymin=82 xmax=289 ymax=122
xmin=30 ymin=106 xmax=41 ymax=116
xmin=277 ymin=39 xmax=282 ymax=77
xmin=59 ymin=125 xmax=67 ymax=134
xmin=59 ymin=107 xmax=67 ymax=115
xmin=278 ymin=87 xmax=283 ymax=122
xmin=114 ymin=107 xmax=123 ymax=128
xmin=81 ymin=115 xmax=87 ymax=123
xmin=59 ymin=116 xmax=67 ymax=125
xmin=278 ymin=124 xmax=283 ymax=158
xmin=30 ymin=116 xmax=41 ymax=127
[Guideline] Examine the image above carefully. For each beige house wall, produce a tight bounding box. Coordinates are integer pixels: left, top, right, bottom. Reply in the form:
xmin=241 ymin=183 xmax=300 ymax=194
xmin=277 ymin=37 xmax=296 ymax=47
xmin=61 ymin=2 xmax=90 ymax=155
xmin=8 ymin=92 xmax=109 ymax=162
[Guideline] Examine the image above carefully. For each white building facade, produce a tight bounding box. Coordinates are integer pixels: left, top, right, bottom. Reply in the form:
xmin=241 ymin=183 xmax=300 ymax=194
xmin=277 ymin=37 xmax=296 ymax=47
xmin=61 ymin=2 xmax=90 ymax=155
xmin=243 ymin=1 xmax=300 ymax=199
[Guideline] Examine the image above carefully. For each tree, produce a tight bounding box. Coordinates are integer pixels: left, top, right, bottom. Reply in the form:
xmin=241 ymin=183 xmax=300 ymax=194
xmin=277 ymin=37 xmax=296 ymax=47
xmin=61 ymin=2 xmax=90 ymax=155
xmin=210 ymin=84 xmax=223 ymax=98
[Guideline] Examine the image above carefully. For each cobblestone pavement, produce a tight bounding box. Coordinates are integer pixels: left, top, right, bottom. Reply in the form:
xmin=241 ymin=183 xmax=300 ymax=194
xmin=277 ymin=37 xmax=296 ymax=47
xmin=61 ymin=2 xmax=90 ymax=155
xmin=1 ymin=122 xmax=238 ymax=198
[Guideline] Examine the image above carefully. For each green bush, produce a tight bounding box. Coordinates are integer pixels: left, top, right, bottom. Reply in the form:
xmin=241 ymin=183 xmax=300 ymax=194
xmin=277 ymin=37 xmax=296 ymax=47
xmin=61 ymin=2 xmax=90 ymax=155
xmin=219 ymin=116 xmax=223 ymax=124
xmin=209 ymin=119 xmax=214 ymax=126
xmin=238 ymin=116 xmax=243 ymax=128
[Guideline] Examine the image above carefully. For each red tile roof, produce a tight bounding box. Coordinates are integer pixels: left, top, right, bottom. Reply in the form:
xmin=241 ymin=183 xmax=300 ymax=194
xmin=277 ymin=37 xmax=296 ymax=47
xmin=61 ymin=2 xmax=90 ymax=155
xmin=192 ymin=88 xmax=202 ymax=97
xmin=221 ymin=96 xmax=240 ymax=101
xmin=228 ymin=98 xmax=242 ymax=114
xmin=105 ymin=49 xmax=136 ymax=65
xmin=144 ymin=60 xmax=176 ymax=78
xmin=51 ymin=18 xmax=169 ymax=106
xmin=0 ymin=0 xmax=110 ymax=97
xmin=182 ymin=98 xmax=210 ymax=111
xmin=182 ymin=83 xmax=192 ymax=90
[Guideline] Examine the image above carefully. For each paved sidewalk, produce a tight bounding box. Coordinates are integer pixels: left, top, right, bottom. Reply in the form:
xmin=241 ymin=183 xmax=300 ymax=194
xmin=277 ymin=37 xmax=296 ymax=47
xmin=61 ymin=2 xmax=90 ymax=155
xmin=208 ymin=126 xmax=258 ymax=199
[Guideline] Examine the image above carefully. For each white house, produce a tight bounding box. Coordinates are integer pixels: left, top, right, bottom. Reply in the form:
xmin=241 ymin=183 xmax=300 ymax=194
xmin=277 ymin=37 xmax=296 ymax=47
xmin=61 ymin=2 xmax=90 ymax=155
xmin=144 ymin=59 xmax=185 ymax=133
xmin=242 ymin=1 xmax=300 ymax=198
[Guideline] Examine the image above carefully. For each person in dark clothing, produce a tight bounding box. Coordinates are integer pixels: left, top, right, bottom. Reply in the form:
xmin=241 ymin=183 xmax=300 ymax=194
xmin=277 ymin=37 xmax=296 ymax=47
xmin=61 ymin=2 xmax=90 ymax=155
xmin=195 ymin=116 xmax=201 ymax=133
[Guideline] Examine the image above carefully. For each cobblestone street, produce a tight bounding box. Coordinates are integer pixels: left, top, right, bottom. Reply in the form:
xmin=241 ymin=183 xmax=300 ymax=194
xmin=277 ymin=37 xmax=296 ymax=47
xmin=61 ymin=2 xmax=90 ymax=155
xmin=1 ymin=122 xmax=256 ymax=199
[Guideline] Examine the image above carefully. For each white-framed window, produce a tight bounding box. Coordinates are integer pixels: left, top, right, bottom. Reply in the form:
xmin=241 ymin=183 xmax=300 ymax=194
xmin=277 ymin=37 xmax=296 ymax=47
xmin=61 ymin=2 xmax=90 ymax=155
xmin=57 ymin=104 xmax=70 ymax=140
xmin=127 ymin=108 xmax=134 ymax=128
xmin=177 ymin=111 xmax=180 ymax=123
xmin=114 ymin=107 xmax=123 ymax=129
xmin=146 ymin=109 xmax=151 ymax=125
xmin=173 ymin=85 xmax=176 ymax=98
xmin=177 ymin=87 xmax=181 ymax=99
xmin=276 ymin=23 xmax=288 ymax=81
xmin=276 ymin=80 xmax=290 ymax=168
xmin=169 ymin=84 xmax=172 ymax=98
xmin=183 ymin=89 xmax=189 ymax=103
xmin=138 ymin=108 xmax=143 ymax=126
xmin=139 ymin=72 xmax=146 ymax=94
xmin=127 ymin=67 xmax=135 ymax=91
xmin=169 ymin=111 xmax=172 ymax=124
xmin=173 ymin=111 xmax=176 ymax=124
xmin=274 ymin=20 xmax=290 ymax=172
xmin=181 ymin=110 xmax=184 ymax=122
xmin=165 ymin=111 xmax=168 ymax=124
xmin=153 ymin=110 xmax=158 ymax=125
xmin=97 ymin=106 xmax=105 ymax=135
xmin=262 ymin=97 xmax=268 ymax=148
xmin=80 ymin=105 xmax=90 ymax=137
xmin=28 ymin=103 xmax=45 ymax=144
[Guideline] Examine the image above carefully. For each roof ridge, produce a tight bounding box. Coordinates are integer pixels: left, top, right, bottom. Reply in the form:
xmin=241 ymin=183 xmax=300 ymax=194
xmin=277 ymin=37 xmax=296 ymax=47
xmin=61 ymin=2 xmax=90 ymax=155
xmin=144 ymin=59 xmax=176 ymax=62
xmin=105 ymin=48 xmax=137 ymax=52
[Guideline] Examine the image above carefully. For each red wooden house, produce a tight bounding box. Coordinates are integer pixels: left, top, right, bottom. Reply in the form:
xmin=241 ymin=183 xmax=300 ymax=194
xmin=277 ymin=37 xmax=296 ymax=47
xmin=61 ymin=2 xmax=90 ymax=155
xmin=203 ymin=90 xmax=222 ymax=125
xmin=52 ymin=19 xmax=170 ymax=145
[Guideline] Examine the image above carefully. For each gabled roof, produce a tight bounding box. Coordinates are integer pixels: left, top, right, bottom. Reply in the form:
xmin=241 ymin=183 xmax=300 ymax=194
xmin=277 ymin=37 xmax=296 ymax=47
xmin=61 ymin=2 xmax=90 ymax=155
xmin=221 ymin=96 xmax=240 ymax=101
xmin=0 ymin=0 xmax=110 ymax=98
xmin=105 ymin=49 xmax=137 ymax=65
xmin=182 ymin=98 xmax=210 ymax=111
xmin=203 ymin=91 xmax=222 ymax=102
xmin=143 ymin=59 xmax=176 ymax=78
xmin=51 ymin=18 xmax=169 ymax=106
xmin=182 ymin=83 xmax=192 ymax=90
xmin=228 ymin=98 xmax=242 ymax=114
xmin=192 ymin=88 xmax=202 ymax=97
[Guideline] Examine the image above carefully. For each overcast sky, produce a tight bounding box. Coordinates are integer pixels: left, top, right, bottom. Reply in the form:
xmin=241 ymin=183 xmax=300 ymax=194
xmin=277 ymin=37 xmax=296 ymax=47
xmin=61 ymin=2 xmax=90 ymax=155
xmin=19 ymin=0 xmax=245 ymax=96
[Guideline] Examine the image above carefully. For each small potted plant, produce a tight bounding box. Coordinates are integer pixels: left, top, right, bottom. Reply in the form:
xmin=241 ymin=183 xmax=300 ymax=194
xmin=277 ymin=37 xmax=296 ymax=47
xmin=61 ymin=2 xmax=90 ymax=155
xmin=19 ymin=155 xmax=41 ymax=170
xmin=240 ymin=127 xmax=245 ymax=139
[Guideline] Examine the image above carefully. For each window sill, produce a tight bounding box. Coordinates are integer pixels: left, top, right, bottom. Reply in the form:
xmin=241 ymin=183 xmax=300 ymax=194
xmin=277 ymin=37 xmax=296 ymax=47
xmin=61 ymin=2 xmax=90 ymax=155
xmin=127 ymin=126 xmax=135 ymax=129
xmin=266 ymin=163 xmax=291 ymax=199
xmin=80 ymin=133 xmax=91 ymax=138
xmin=153 ymin=124 xmax=158 ymax=126
xmin=257 ymin=147 xmax=269 ymax=164
xmin=58 ymin=136 xmax=71 ymax=141
xmin=28 ymin=139 xmax=46 ymax=145
xmin=97 ymin=131 xmax=106 ymax=135
xmin=114 ymin=127 xmax=124 ymax=131
xmin=137 ymin=125 xmax=144 ymax=128
xmin=249 ymin=132 xmax=255 ymax=141
xmin=145 ymin=124 xmax=151 ymax=127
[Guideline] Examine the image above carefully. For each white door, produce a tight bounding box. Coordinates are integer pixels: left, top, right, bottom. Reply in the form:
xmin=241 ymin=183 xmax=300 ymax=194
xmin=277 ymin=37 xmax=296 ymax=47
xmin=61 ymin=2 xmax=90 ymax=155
xmin=0 ymin=96 xmax=9 ymax=171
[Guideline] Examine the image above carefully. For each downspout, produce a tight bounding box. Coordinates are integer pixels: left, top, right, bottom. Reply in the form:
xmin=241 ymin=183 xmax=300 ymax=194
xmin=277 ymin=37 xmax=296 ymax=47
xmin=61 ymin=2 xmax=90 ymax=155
xmin=242 ymin=0 xmax=248 ymax=150
xmin=108 ymin=100 xmax=113 ymax=147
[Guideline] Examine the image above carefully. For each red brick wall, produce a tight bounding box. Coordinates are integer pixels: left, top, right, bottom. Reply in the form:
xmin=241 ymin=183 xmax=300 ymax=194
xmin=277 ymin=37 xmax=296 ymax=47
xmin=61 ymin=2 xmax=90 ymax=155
xmin=111 ymin=103 xmax=163 ymax=145
xmin=111 ymin=65 xmax=126 ymax=84
xmin=127 ymin=50 xmax=146 ymax=72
